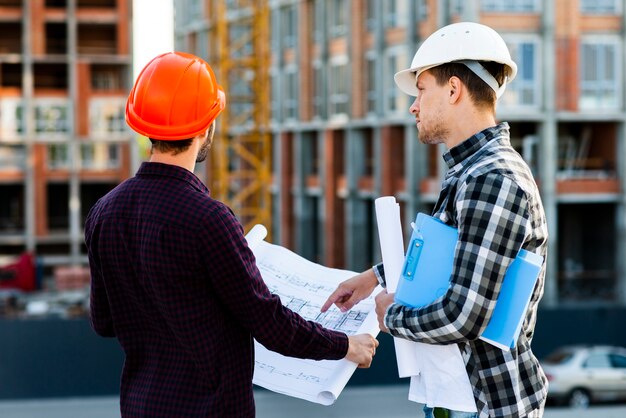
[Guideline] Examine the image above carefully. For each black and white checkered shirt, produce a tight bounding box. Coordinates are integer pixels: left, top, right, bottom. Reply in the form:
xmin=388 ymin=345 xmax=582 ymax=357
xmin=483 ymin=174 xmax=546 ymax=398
xmin=376 ymin=123 xmax=549 ymax=417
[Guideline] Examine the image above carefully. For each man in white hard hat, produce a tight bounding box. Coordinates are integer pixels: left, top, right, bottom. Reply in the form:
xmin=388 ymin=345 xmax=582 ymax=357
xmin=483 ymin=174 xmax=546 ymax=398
xmin=322 ymin=22 xmax=548 ymax=418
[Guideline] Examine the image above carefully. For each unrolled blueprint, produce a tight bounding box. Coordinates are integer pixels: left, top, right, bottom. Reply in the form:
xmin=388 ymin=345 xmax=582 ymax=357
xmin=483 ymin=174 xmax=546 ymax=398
xmin=247 ymin=237 xmax=380 ymax=405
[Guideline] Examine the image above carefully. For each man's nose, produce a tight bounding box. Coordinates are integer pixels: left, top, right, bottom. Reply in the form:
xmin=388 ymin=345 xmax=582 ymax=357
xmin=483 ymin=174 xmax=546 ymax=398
xmin=409 ymin=97 xmax=419 ymax=114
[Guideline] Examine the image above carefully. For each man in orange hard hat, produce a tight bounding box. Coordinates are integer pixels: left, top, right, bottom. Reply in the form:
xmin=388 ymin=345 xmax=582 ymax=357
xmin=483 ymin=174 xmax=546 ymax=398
xmin=84 ymin=51 xmax=378 ymax=417
xmin=323 ymin=22 xmax=548 ymax=418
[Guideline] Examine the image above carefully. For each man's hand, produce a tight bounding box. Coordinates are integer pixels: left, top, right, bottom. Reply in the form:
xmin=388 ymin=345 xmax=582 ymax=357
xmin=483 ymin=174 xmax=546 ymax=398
xmin=321 ymin=269 xmax=379 ymax=313
xmin=375 ymin=290 xmax=395 ymax=333
xmin=345 ymin=334 xmax=379 ymax=368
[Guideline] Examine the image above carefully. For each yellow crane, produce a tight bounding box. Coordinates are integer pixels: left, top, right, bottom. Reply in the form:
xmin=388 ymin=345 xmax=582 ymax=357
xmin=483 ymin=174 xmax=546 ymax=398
xmin=209 ymin=0 xmax=272 ymax=236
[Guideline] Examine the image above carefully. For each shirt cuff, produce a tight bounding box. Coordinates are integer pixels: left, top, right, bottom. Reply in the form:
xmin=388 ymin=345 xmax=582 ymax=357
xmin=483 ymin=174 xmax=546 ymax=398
xmin=373 ymin=263 xmax=386 ymax=287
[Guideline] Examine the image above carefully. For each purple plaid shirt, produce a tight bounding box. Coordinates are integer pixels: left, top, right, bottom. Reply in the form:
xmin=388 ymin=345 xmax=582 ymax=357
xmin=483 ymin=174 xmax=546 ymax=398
xmin=85 ymin=162 xmax=348 ymax=417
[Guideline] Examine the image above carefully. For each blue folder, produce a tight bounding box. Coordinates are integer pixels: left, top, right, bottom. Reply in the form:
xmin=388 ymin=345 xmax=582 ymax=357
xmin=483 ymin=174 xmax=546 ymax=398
xmin=395 ymin=213 xmax=543 ymax=351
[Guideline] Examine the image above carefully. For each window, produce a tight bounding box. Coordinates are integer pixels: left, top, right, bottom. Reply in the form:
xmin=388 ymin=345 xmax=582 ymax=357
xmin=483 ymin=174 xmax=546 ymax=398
xmin=270 ymin=69 xmax=279 ymax=123
xmin=281 ymin=6 xmax=297 ymax=49
xmin=35 ymin=99 xmax=70 ymax=135
xmin=91 ymin=64 xmax=126 ymax=91
xmin=580 ymin=0 xmax=619 ymax=14
xmin=329 ymin=57 xmax=349 ymax=117
xmin=500 ymin=36 xmax=541 ymax=109
xmin=580 ymin=37 xmax=621 ymax=110
xmin=0 ymin=99 xmax=24 ymax=139
xmin=0 ymin=184 xmax=24 ymax=232
xmin=366 ymin=0 xmax=376 ymax=31
xmin=481 ymin=0 xmax=539 ymax=12
xmin=89 ymin=98 xmax=127 ymax=137
xmin=0 ymin=144 xmax=25 ymax=170
xmin=329 ymin=0 xmax=347 ymax=37
xmin=584 ymin=353 xmax=611 ymax=368
xmin=384 ymin=48 xmax=407 ymax=115
xmin=384 ymin=0 xmax=408 ymax=28
xmin=365 ymin=52 xmax=377 ymax=115
xmin=80 ymin=143 xmax=120 ymax=170
xmin=313 ymin=0 xmax=324 ymax=42
xmin=610 ymin=354 xmax=626 ymax=368
xmin=416 ymin=0 xmax=428 ymax=21
xmin=451 ymin=0 xmax=463 ymax=15
xmin=283 ymin=66 xmax=298 ymax=121
xmin=271 ymin=9 xmax=280 ymax=51
xmin=47 ymin=143 xmax=70 ymax=170
xmin=312 ymin=62 xmax=326 ymax=119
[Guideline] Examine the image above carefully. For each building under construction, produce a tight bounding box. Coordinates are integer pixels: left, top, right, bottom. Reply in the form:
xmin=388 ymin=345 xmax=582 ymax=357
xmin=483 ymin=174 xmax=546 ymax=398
xmin=0 ymin=0 xmax=133 ymax=286
xmin=2 ymin=0 xmax=626 ymax=400
xmin=175 ymin=0 xmax=626 ymax=308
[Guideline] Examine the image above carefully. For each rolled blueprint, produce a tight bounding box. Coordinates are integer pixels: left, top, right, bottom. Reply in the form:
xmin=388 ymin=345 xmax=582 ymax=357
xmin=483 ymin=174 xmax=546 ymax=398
xmin=374 ymin=196 xmax=420 ymax=378
xmin=245 ymin=224 xmax=268 ymax=251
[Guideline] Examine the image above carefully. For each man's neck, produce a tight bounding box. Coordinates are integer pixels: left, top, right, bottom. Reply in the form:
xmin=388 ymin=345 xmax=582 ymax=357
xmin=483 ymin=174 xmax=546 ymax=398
xmin=443 ymin=107 xmax=497 ymax=150
xmin=149 ymin=152 xmax=196 ymax=173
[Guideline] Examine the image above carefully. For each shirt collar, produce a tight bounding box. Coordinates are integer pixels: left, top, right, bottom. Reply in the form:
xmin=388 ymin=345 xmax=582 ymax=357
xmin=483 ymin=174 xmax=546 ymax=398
xmin=442 ymin=122 xmax=510 ymax=170
xmin=136 ymin=162 xmax=209 ymax=195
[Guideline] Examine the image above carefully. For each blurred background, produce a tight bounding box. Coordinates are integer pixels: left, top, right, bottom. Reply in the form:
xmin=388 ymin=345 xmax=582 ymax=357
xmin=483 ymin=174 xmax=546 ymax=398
xmin=1 ymin=0 xmax=626 ymax=414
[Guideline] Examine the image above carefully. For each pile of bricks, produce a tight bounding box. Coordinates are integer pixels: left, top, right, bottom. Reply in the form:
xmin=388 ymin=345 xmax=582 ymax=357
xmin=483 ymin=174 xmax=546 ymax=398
xmin=54 ymin=266 xmax=91 ymax=291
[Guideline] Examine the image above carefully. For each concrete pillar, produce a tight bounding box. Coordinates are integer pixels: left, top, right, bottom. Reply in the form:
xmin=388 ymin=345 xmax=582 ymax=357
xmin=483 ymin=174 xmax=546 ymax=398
xmin=540 ymin=0 xmax=559 ymax=307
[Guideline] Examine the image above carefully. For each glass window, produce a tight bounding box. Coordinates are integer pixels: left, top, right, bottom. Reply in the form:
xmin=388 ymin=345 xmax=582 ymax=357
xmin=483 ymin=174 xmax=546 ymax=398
xmin=281 ymin=6 xmax=297 ymax=49
xmin=580 ymin=37 xmax=621 ymax=110
xmin=47 ymin=143 xmax=70 ymax=170
xmin=365 ymin=52 xmax=377 ymax=115
xmin=416 ymin=0 xmax=428 ymax=21
xmin=481 ymin=0 xmax=539 ymax=12
xmin=329 ymin=57 xmax=349 ymax=116
xmin=384 ymin=48 xmax=407 ymax=115
xmin=271 ymin=9 xmax=280 ymax=51
xmin=584 ymin=353 xmax=611 ymax=368
xmin=385 ymin=0 xmax=408 ymax=28
xmin=580 ymin=0 xmax=619 ymax=14
xmin=270 ymin=69 xmax=279 ymax=123
xmin=366 ymin=0 xmax=376 ymax=31
xmin=312 ymin=0 xmax=324 ymax=41
xmin=500 ymin=36 xmax=541 ymax=109
xmin=35 ymin=100 xmax=70 ymax=135
xmin=0 ymin=99 xmax=24 ymax=139
xmin=451 ymin=0 xmax=463 ymax=15
xmin=312 ymin=62 xmax=326 ymax=119
xmin=610 ymin=354 xmax=626 ymax=368
xmin=80 ymin=143 xmax=120 ymax=170
xmin=89 ymin=98 xmax=127 ymax=138
xmin=329 ymin=0 xmax=347 ymax=37
xmin=283 ymin=67 xmax=298 ymax=121
xmin=0 ymin=144 xmax=26 ymax=170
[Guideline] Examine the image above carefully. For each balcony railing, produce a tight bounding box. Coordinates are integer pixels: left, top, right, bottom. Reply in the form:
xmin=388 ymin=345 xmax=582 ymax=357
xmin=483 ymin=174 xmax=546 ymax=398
xmin=89 ymin=97 xmax=128 ymax=138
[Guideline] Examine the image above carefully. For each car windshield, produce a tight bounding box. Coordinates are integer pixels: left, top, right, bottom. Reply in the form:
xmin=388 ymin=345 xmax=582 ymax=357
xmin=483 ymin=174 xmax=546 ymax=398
xmin=543 ymin=349 xmax=576 ymax=364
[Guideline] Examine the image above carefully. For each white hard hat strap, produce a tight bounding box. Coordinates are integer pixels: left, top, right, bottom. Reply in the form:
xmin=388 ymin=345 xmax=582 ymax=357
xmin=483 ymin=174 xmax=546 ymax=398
xmin=459 ymin=60 xmax=507 ymax=99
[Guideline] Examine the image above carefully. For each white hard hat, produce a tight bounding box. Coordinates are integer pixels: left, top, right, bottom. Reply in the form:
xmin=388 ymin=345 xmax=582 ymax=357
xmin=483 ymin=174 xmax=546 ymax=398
xmin=394 ymin=22 xmax=517 ymax=99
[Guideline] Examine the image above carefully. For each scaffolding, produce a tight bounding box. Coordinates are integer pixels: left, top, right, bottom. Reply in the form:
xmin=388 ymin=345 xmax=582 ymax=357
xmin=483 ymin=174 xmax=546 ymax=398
xmin=210 ymin=0 xmax=272 ymax=236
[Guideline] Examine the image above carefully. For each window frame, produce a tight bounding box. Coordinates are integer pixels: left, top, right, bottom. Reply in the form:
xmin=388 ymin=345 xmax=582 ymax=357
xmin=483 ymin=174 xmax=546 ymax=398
xmin=500 ymin=33 xmax=542 ymax=111
xmin=579 ymin=35 xmax=622 ymax=111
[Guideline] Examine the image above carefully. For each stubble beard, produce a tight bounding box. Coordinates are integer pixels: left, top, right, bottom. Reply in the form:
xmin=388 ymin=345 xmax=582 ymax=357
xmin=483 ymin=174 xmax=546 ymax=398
xmin=417 ymin=115 xmax=449 ymax=145
xmin=196 ymin=134 xmax=213 ymax=163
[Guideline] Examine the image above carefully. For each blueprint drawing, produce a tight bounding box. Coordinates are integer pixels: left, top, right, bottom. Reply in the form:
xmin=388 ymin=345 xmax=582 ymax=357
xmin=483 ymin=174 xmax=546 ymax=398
xmin=246 ymin=237 xmax=380 ymax=405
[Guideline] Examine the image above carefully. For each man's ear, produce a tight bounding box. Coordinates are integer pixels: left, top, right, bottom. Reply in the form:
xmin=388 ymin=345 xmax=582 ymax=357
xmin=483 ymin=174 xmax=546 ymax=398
xmin=448 ymin=76 xmax=462 ymax=104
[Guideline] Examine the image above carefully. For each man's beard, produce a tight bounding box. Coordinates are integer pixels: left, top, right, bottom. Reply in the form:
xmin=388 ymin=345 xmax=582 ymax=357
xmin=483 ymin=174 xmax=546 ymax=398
xmin=196 ymin=137 xmax=211 ymax=162
xmin=417 ymin=115 xmax=449 ymax=145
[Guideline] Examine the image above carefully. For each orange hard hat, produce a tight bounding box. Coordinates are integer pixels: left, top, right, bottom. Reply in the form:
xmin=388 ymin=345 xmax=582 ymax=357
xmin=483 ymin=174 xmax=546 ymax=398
xmin=126 ymin=51 xmax=226 ymax=140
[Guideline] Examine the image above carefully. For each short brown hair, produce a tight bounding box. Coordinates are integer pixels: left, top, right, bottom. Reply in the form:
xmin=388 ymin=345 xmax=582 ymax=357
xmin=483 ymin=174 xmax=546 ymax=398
xmin=149 ymin=138 xmax=193 ymax=155
xmin=428 ymin=61 xmax=506 ymax=111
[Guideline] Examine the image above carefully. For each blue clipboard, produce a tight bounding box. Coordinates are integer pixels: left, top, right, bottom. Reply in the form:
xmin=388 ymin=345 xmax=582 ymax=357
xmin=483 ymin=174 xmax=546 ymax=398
xmin=395 ymin=213 xmax=543 ymax=351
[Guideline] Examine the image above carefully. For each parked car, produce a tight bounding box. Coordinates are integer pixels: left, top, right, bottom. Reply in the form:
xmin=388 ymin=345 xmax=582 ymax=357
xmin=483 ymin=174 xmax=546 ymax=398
xmin=541 ymin=345 xmax=626 ymax=408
